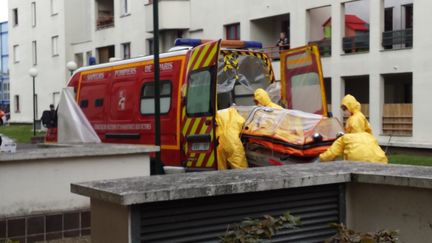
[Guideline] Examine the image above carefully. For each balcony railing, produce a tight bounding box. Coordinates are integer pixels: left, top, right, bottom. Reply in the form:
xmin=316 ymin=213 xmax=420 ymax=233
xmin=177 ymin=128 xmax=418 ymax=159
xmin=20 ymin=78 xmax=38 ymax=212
xmin=308 ymin=39 xmax=331 ymax=57
xmin=96 ymin=14 xmax=114 ymax=29
xmin=382 ymin=29 xmax=413 ymax=49
xmin=261 ymin=45 xmax=290 ymax=60
xmin=343 ymin=34 xmax=369 ymax=53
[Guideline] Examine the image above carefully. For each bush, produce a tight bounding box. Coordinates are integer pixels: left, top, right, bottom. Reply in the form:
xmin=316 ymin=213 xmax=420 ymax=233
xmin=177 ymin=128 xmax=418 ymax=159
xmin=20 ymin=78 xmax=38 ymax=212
xmin=325 ymin=223 xmax=399 ymax=243
xmin=220 ymin=212 xmax=300 ymax=243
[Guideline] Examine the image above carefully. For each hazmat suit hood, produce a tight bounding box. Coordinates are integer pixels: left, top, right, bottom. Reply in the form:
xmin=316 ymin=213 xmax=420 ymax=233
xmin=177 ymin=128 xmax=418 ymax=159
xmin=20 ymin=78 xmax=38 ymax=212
xmin=341 ymin=94 xmax=361 ymax=114
xmin=254 ymin=88 xmax=282 ymax=109
xmin=341 ymin=94 xmax=372 ymax=134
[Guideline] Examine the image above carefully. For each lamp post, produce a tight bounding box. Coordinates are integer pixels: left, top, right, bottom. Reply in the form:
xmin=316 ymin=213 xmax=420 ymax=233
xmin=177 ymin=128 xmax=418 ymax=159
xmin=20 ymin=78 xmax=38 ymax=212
xmin=66 ymin=61 xmax=78 ymax=76
xmin=28 ymin=67 xmax=38 ymax=136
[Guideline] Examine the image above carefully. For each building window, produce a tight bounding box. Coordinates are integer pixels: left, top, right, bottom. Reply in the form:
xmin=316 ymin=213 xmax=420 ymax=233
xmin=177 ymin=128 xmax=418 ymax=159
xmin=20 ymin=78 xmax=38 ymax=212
xmin=52 ymin=92 xmax=60 ymax=106
xmin=13 ymin=45 xmax=19 ymax=63
xmin=343 ymin=1 xmax=370 ymax=54
xmin=147 ymin=39 xmax=154 ymax=55
xmin=225 ymin=23 xmax=240 ymax=40
xmin=12 ymin=9 xmax=18 ymax=26
xmin=382 ymin=2 xmax=413 ymax=50
xmin=32 ymin=41 xmax=37 ymax=65
xmin=97 ymin=45 xmax=115 ymax=64
xmin=86 ymin=51 xmax=93 ymax=65
xmin=383 ymin=73 xmax=412 ymax=136
xmin=31 ymin=2 xmax=36 ymax=27
xmin=50 ymin=0 xmax=58 ymax=15
xmin=52 ymin=36 xmax=59 ymax=56
xmin=308 ymin=6 xmax=331 ymax=57
xmin=122 ymin=42 xmax=131 ymax=59
xmin=121 ymin=0 xmax=129 ymax=16
xmin=14 ymin=95 xmax=20 ymax=113
xmin=75 ymin=53 xmax=84 ymax=68
xmin=96 ymin=0 xmax=114 ymax=29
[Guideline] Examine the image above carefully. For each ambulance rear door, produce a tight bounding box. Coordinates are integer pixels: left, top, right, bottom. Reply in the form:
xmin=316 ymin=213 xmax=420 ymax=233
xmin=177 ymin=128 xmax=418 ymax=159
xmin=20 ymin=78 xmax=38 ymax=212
xmin=280 ymin=44 xmax=328 ymax=116
xmin=182 ymin=40 xmax=221 ymax=170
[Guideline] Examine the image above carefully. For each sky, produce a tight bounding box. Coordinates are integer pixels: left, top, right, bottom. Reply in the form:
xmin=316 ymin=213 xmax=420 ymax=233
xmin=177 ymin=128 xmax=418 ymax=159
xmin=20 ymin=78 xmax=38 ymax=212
xmin=0 ymin=0 xmax=8 ymax=22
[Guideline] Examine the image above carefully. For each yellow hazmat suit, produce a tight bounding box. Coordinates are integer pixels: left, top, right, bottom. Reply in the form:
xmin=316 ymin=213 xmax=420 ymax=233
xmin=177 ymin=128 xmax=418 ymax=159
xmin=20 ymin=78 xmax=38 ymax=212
xmin=319 ymin=132 xmax=388 ymax=163
xmin=341 ymin=94 xmax=372 ymax=134
xmin=215 ymin=107 xmax=248 ymax=170
xmin=254 ymin=88 xmax=283 ymax=109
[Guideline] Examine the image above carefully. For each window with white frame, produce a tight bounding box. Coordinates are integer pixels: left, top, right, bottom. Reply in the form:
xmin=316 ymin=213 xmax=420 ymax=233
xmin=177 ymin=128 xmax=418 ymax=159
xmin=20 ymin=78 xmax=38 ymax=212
xmin=52 ymin=36 xmax=59 ymax=56
xmin=31 ymin=2 xmax=36 ymax=27
xmin=122 ymin=42 xmax=131 ymax=59
xmin=50 ymin=0 xmax=58 ymax=15
xmin=13 ymin=45 xmax=19 ymax=63
xmin=12 ymin=9 xmax=18 ymax=26
xmin=121 ymin=0 xmax=129 ymax=16
xmin=32 ymin=41 xmax=37 ymax=65
xmin=86 ymin=51 xmax=92 ymax=65
xmin=52 ymin=92 xmax=60 ymax=106
xmin=225 ymin=23 xmax=240 ymax=40
xmin=14 ymin=95 xmax=20 ymax=113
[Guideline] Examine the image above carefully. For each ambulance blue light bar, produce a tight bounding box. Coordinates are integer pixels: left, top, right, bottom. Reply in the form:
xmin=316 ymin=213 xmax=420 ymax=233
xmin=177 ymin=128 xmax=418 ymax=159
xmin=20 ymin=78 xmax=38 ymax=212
xmin=174 ymin=38 xmax=263 ymax=49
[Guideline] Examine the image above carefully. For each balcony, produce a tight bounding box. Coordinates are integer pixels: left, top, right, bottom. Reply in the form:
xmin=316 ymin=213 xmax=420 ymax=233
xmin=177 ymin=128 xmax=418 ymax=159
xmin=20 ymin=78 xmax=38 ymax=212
xmin=261 ymin=45 xmax=290 ymax=60
xmin=145 ymin=0 xmax=190 ymax=32
xmin=382 ymin=29 xmax=413 ymax=50
xmin=343 ymin=33 xmax=369 ymax=53
xmin=96 ymin=12 xmax=114 ymax=29
xmin=96 ymin=0 xmax=114 ymax=30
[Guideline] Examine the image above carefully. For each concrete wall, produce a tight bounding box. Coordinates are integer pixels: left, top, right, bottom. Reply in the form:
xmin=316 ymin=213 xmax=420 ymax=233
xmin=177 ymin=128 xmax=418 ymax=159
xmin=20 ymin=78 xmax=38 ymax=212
xmin=91 ymin=199 xmax=130 ymax=243
xmin=0 ymin=153 xmax=150 ymax=218
xmin=347 ymin=183 xmax=432 ymax=243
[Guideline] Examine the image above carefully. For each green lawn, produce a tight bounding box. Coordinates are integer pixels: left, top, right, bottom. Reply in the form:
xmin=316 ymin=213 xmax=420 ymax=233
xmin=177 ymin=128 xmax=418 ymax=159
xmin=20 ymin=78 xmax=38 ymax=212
xmin=388 ymin=154 xmax=432 ymax=166
xmin=0 ymin=124 xmax=45 ymax=143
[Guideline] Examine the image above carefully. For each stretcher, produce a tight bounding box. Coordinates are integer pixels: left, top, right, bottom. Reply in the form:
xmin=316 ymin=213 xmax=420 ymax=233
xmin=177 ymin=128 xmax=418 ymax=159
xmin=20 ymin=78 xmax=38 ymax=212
xmin=235 ymin=106 xmax=344 ymax=166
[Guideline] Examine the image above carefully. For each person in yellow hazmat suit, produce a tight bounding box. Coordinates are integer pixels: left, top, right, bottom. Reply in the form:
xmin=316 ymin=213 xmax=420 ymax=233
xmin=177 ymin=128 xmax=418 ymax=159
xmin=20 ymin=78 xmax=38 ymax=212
xmin=254 ymin=88 xmax=283 ymax=109
xmin=341 ymin=94 xmax=372 ymax=134
xmin=319 ymin=132 xmax=388 ymax=164
xmin=216 ymin=107 xmax=248 ymax=170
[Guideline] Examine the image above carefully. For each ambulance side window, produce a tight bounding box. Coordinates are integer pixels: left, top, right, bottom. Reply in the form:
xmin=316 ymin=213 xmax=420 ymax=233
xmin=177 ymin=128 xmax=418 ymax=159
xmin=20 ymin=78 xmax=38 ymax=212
xmin=80 ymin=100 xmax=89 ymax=108
xmin=140 ymin=80 xmax=172 ymax=115
xmin=186 ymin=69 xmax=212 ymax=116
xmin=95 ymin=98 xmax=104 ymax=107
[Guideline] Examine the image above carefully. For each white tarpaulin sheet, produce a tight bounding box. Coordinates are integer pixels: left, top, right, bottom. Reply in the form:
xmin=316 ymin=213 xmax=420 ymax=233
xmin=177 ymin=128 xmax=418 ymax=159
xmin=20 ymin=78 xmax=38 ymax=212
xmin=57 ymin=88 xmax=101 ymax=144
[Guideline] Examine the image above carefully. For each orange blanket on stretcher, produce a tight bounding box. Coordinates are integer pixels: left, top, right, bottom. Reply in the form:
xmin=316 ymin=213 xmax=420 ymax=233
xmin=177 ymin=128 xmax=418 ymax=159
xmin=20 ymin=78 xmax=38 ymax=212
xmin=236 ymin=106 xmax=344 ymax=157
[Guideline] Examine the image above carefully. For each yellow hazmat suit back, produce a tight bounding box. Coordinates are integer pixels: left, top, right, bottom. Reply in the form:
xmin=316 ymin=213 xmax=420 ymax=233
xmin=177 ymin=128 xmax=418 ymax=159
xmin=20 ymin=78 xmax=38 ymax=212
xmin=319 ymin=132 xmax=388 ymax=163
xmin=215 ymin=107 xmax=248 ymax=170
xmin=254 ymin=88 xmax=283 ymax=109
xmin=341 ymin=94 xmax=372 ymax=134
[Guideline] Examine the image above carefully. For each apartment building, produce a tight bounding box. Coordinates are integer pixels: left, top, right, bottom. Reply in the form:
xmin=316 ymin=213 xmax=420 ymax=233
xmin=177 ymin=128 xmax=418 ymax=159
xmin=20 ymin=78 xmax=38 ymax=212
xmin=9 ymin=0 xmax=430 ymax=149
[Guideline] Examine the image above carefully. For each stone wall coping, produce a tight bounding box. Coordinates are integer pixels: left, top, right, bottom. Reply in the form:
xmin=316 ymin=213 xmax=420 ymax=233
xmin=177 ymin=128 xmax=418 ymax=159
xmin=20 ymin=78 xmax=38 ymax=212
xmin=0 ymin=143 xmax=159 ymax=162
xmin=71 ymin=162 xmax=432 ymax=206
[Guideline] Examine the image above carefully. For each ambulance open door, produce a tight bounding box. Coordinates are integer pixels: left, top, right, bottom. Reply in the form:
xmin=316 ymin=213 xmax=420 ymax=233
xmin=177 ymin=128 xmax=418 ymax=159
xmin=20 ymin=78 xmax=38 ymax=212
xmin=280 ymin=44 xmax=328 ymax=116
xmin=182 ymin=40 xmax=222 ymax=170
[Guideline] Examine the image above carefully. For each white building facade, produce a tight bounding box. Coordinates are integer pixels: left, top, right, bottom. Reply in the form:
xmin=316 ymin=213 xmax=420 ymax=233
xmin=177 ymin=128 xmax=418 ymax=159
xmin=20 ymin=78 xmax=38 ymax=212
xmin=9 ymin=0 xmax=430 ymax=148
